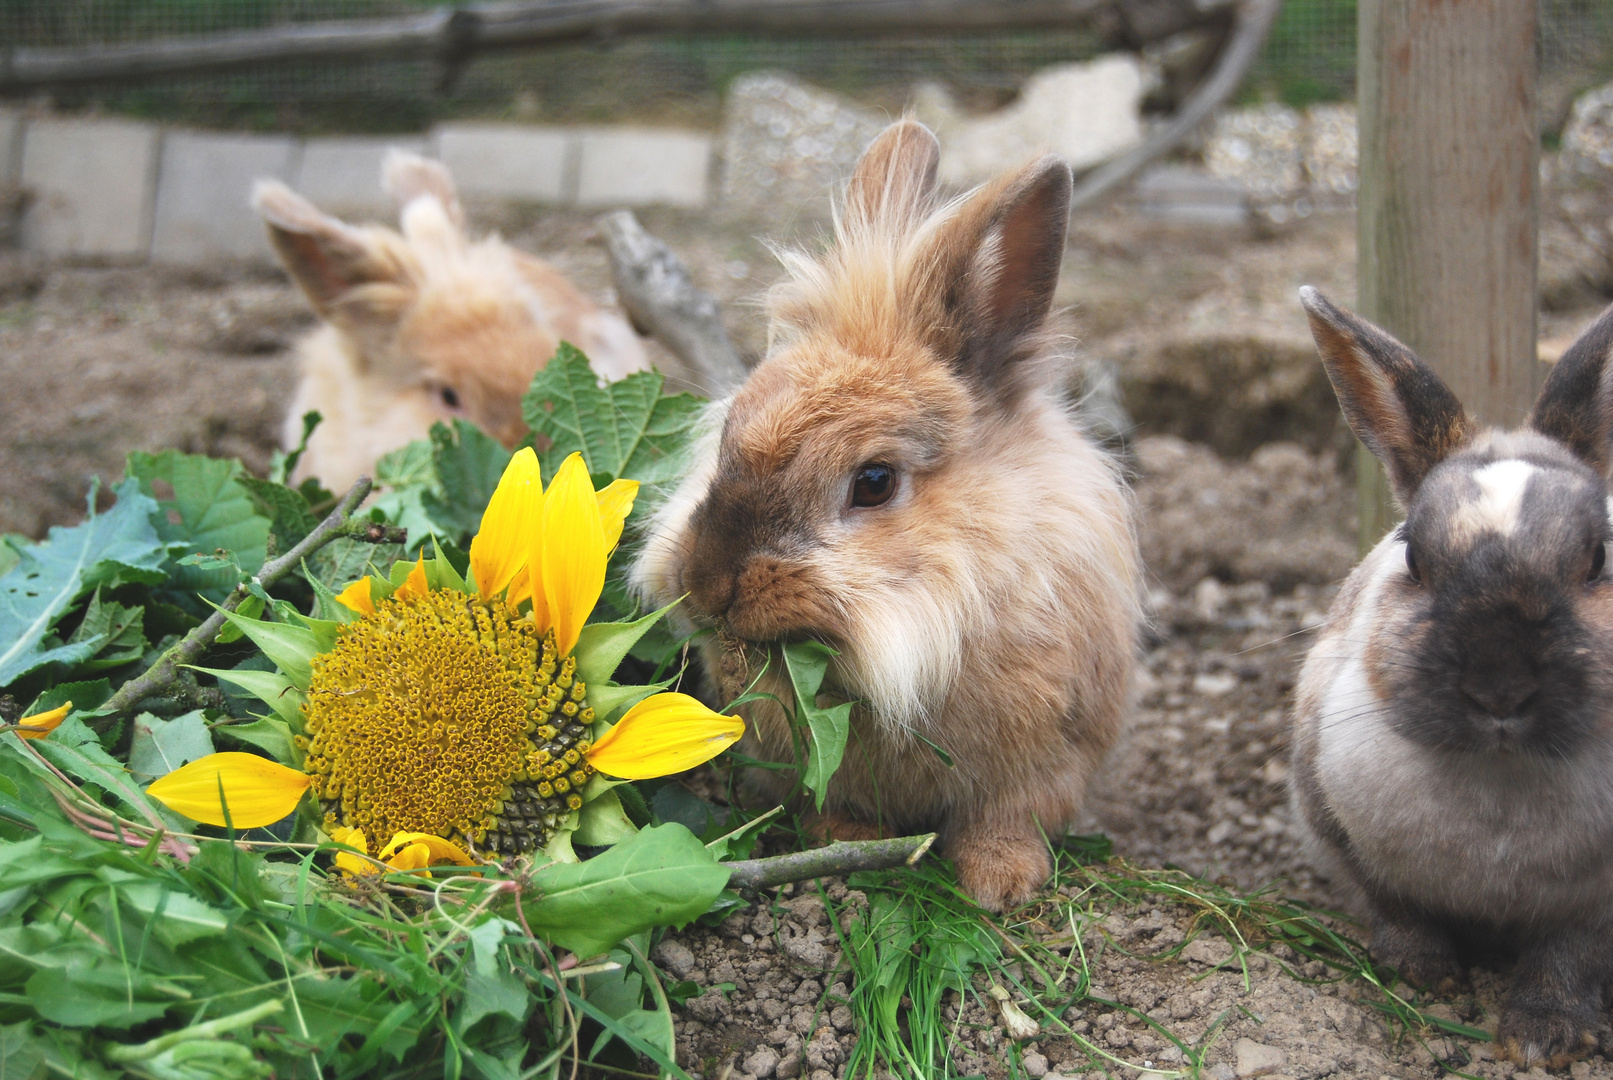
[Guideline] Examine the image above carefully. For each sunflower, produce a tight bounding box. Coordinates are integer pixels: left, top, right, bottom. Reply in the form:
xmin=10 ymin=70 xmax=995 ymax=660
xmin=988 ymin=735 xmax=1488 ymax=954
xmin=148 ymin=450 xmax=742 ymax=866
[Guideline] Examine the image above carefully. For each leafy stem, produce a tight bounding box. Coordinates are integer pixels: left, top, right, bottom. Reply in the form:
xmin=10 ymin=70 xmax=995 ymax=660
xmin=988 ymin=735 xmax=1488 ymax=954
xmin=100 ymin=476 xmax=388 ymax=720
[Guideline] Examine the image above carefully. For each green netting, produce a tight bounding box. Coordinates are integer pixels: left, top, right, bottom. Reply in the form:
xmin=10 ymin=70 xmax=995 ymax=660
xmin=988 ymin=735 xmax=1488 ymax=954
xmin=1 ymin=0 xmax=1610 ymax=133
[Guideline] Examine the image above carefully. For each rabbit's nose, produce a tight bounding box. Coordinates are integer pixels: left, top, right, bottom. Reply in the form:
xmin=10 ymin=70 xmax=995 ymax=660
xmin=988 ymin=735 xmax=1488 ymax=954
xmin=1459 ymin=669 xmax=1540 ymax=719
xmin=684 ymin=556 xmax=736 ymax=620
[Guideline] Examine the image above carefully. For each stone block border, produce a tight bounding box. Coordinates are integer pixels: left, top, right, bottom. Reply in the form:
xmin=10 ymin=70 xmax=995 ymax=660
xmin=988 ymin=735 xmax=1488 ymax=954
xmin=0 ymin=108 xmax=713 ymax=264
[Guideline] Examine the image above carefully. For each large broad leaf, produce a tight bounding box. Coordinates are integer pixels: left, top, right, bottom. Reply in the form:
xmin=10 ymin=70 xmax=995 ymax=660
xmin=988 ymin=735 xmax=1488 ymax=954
xmin=783 ymin=640 xmax=855 ymax=812
xmin=521 ymin=823 xmax=729 ymax=958
xmin=522 ymin=343 xmax=705 ymax=487
xmin=0 ymin=479 xmax=168 ymax=688
xmin=66 ymin=591 xmax=146 ymax=672
xmin=237 ymin=475 xmax=320 ymax=553
xmin=32 ymin=716 xmax=171 ymax=828
xmin=127 ymin=449 xmax=272 ymax=598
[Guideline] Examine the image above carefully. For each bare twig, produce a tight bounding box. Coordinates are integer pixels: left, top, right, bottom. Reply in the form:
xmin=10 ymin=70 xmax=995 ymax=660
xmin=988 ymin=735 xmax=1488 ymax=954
xmin=725 ymin=833 xmax=936 ymax=891
xmin=1068 ymin=0 xmax=1283 ymax=212
xmin=99 ymin=476 xmax=379 ymax=719
xmin=596 ymin=210 xmax=749 ymax=395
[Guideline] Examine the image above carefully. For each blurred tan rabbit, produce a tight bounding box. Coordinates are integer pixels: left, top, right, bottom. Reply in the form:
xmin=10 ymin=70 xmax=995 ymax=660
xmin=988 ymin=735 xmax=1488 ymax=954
xmin=254 ymin=151 xmax=649 ymax=491
xmin=632 ymin=120 xmax=1142 ymax=910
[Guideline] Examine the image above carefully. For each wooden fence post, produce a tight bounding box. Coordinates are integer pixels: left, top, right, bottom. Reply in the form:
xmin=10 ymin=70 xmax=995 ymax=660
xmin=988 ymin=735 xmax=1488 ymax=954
xmin=1355 ymin=0 xmax=1541 ymax=548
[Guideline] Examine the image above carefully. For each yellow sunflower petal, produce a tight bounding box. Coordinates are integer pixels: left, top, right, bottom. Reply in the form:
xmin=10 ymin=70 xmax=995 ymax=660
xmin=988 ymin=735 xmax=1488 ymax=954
xmin=394 ymin=555 xmax=430 ymax=600
xmin=330 ymin=825 xmax=376 ymax=876
xmin=335 ymin=576 xmax=375 ymax=616
xmin=505 ymin=566 xmax=535 ymax=615
xmin=587 ymin=692 xmax=745 ymax=780
xmin=377 ymin=831 xmax=477 ymax=872
xmin=16 ymin=702 xmax=70 ymax=741
xmin=470 ymin=448 xmax=543 ymax=602
xmin=596 ymin=479 xmax=640 ymax=554
xmin=541 ymin=453 xmax=607 ymax=657
xmin=146 ymin=752 xmax=310 ymax=828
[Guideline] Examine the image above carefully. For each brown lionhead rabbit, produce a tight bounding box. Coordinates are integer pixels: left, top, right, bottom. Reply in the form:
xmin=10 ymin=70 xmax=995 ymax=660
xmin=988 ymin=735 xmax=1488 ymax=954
xmin=254 ymin=151 xmax=649 ymax=491
xmin=632 ymin=121 xmax=1141 ymax=910
xmin=1293 ymin=288 xmax=1613 ymax=1067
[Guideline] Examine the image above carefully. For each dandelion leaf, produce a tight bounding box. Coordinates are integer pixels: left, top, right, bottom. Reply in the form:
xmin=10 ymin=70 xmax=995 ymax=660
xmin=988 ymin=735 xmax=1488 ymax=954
xmin=783 ymin=640 xmax=854 ymax=811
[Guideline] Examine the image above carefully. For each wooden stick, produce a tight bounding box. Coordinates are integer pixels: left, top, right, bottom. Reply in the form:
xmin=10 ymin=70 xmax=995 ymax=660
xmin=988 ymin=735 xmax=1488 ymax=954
xmin=725 ymin=832 xmax=936 ymax=890
xmin=1068 ymin=0 xmax=1282 ymax=213
xmin=596 ymin=210 xmax=749 ymax=395
xmin=99 ymin=476 xmax=384 ymax=718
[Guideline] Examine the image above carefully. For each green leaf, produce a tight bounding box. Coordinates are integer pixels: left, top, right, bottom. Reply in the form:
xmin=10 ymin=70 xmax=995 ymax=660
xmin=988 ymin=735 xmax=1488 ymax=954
xmin=429 ymin=420 xmax=513 ymax=535
xmin=214 ymin=717 xmax=297 ymax=765
xmin=67 ymin=590 xmax=146 ymax=672
xmin=573 ymin=601 xmax=678 ymax=690
xmin=28 ymin=678 xmax=112 ymax=716
xmin=25 ymin=959 xmax=175 ymax=1029
xmin=237 ymin=475 xmax=320 ymax=553
xmin=0 ymin=479 xmax=167 ymax=688
xmin=33 ymin=715 xmax=169 ymax=827
xmin=460 ymin=919 xmax=530 ymax=1030
xmin=113 ymin=879 xmax=230 ymax=945
xmin=270 ymin=409 xmax=322 ymax=484
xmin=521 ymin=823 xmax=729 ymax=958
xmin=369 ymin=420 xmax=511 ymax=549
xmin=573 ymin=789 xmax=638 ymax=846
xmin=783 ymin=640 xmax=854 ymax=812
xmin=212 ymin=607 xmax=319 ymax=690
xmin=193 ymin=665 xmax=305 ymax=727
xmin=129 ymin=710 xmax=216 ymax=780
xmin=522 ymin=343 xmax=706 ymax=487
xmin=0 ymin=1023 xmax=45 ymax=1080
xmin=126 ymin=450 xmax=272 ymax=593
xmin=587 ymin=681 xmax=667 ymax=725
xmin=303 ymin=537 xmax=405 ymax=597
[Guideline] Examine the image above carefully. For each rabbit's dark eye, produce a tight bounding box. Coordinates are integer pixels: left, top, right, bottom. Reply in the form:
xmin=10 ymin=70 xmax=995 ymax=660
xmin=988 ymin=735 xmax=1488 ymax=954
xmin=439 ymin=386 xmax=462 ymax=410
xmin=851 ymin=464 xmax=896 ymax=508
xmin=1591 ymin=542 xmax=1606 ymax=582
xmin=1405 ymin=543 xmax=1421 ymax=584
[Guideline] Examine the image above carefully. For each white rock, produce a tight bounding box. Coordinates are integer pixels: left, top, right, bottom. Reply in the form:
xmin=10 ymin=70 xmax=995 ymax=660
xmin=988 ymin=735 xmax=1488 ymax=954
xmin=917 ymin=54 xmax=1146 ymax=187
xmin=1233 ymin=1038 xmax=1287 ymax=1078
xmin=576 ymin=127 xmax=711 ymax=208
xmin=1204 ymin=104 xmax=1304 ymax=202
xmin=1180 ymin=935 xmax=1234 ymax=966
xmin=150 ymin=130 xmax=299 ymax=263
xmin=1564 ymin=81 xmax=1613 ymax=176
xmin=436 ymin=123 xmax=575 ymax=203
xmin=296 ymin=136 xmax=431 ymax=218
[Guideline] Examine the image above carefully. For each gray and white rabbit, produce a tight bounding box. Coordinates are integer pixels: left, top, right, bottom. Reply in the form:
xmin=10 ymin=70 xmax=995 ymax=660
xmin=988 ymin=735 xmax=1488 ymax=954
xmin=1292 ymin=287 xmax=1613 ymax=1067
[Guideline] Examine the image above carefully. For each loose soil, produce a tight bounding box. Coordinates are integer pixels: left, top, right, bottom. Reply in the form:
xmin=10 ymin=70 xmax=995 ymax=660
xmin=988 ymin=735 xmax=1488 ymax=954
xmin=4 ymin=200 xmax=1613 ymax=1079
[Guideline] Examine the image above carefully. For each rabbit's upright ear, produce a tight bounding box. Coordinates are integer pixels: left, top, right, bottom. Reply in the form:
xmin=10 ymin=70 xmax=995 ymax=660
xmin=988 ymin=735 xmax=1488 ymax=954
xmin=252 ymin=180 xmax=415 ymax=321
xmin=383 ymin=150 xmax=466 ymax=231
xmin=910 ymin=154 xmax=1073 ymax=395
xmin=1300 ymin=287 xmax=1474 ymax=505
xmin=1530 ymin=304 xmax=1613 ymax=475
xmin=844 ymin=119 xmax=939 ymax=238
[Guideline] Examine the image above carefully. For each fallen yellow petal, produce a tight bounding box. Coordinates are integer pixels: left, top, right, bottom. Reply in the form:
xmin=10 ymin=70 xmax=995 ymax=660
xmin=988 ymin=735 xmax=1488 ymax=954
xmin=394 ymin=554 xmax=430 ymax=600
xmin=377 ymin=831 xmax=477 ymax=874
xmin=588 ymin=692 xmax=745 ymax=780
xmin=335 ymin=576 xmax=375 ymax=616
xmin=596 ymin=479 xmax=641 ymax=554
xmin=470 ymin=447 xmax=543 ymax=602
xmin=330 ymin=825 xmax=376 ymax=876
xmin=146 ymin=752 xmax=310 ymax=828
xmin=16 ymin=702 xmax=70 ymax=741
xmin=542 ymin=453 xmax=607 ymax=658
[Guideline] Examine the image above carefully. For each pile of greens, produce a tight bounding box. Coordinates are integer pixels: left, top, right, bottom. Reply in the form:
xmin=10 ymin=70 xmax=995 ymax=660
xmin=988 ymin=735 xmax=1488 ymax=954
xmin=0 ymin=348 xmax=786 ymax=1078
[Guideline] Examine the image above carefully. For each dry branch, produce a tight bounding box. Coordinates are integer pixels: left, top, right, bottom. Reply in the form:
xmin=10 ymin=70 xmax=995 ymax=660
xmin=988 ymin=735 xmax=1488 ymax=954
xmin=1068 ymin=0 xmax=1283 ymax=212
xmin=597 ymin=210 xmax=749 ymax=395
xmin=725 ymin=832 xmax=936 ymax=890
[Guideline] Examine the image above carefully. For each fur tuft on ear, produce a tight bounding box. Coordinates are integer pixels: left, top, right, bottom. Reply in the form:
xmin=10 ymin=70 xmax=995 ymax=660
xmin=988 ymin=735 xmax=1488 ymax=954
xmin=909 ymin=154 xmax=1073 ymax=393
xmin=842 ymin=119 xmax=940 ymax=241
xmin=1300 ymin=286 xmax=1473 ymax=504
xmin=1530 ymin=302 xmax=1613 ymax=475
xmin=384 ymin=150 xmax=466 ymax=231
xmin=252 ymin=179 xmax=416 ymax=324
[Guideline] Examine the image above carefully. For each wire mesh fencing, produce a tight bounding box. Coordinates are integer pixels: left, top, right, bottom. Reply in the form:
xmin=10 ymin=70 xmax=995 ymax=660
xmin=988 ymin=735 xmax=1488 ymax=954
xmin=1 ymin=0 xmax=1610 ymax=134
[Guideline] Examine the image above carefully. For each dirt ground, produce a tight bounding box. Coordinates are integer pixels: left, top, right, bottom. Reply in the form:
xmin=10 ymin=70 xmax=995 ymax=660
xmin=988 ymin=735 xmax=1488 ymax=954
xmin=4 ymin=199 xmax=1613 ymax=1079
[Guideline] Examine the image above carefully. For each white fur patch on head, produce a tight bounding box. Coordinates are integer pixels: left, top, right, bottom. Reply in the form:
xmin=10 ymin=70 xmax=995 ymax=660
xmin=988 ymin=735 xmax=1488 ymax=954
xmin=1453 ymin=459 xmax=1537 ymax=538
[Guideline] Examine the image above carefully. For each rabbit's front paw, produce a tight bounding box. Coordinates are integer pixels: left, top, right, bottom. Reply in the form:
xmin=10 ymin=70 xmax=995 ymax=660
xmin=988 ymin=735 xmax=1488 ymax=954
xmin=803 ymin=812 xmax=887 ymax=843
xmin=950 ymin=832 xmax=1051 ymax=913
xmin=1370 ymin=918 xmax=1462 ymax=992
xmin=1497 ymin=1001 xmax=1599 ymax=1069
